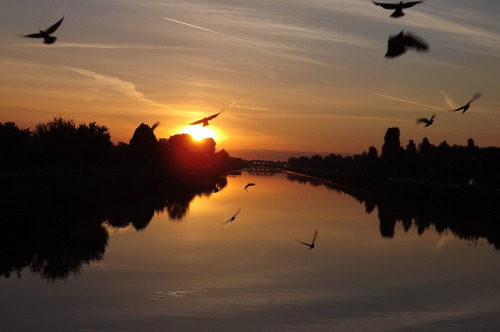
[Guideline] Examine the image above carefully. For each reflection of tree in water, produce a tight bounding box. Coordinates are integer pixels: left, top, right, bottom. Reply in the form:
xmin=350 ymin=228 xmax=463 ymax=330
xmin=0 ymin=202 xmax=108 ymax=282
xmin=0 ymin=172 xmax=229 ymax=281
xmin=246 ymin=168 xmax=279 ymax=176
xmin=285 ymin=172 xmax=500 ymax=250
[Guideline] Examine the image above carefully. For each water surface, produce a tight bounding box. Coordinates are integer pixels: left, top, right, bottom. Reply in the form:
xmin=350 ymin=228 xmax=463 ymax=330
xmin=1 ymin=170 xmax=499 ymax=331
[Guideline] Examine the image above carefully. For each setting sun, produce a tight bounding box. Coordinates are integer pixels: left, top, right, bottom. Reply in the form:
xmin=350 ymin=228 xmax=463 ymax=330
xmin=180 ymin=125 xmax=217 ymax=141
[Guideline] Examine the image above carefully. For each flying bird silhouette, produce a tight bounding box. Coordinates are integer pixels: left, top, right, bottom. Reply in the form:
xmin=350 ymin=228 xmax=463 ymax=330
xmin=190 ymin=110 xmax=223 ymax=127
xmin=223 ymin=208 xmax=241 ymax=224
xmin=151 ymin=121 xmax=160 ymax=131
xmin=449 ymin=93 xmax=482 ymax=113
xmin=372 ymin=1 xmax=423 ymax=18
xmin=385 ymin=30 xmax=428 ymax=58
xmin=296 ymin=229 xmax=318 ymax=249
xmin=244 ymin=183 xmax=255 ymax=191
xmin=22 ymin=17 xmax=64 ymax=44
xmin=416 ymin=114 xmax=435 ymax=127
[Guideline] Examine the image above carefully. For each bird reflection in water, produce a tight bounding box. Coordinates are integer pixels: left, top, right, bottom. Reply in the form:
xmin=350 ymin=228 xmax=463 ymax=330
xmin=244 ymin=183 xmax=255 ymax=191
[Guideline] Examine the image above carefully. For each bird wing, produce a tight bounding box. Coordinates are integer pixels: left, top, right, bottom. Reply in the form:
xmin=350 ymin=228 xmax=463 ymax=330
xmin=295 ymin=239 xmax=310 ymax=246
xmin=190 ymin=110 xmax=222 ymax=125
xmin=469 ymin=92 xmax=482 ymax=103
xmin=372 ymin=1 xmax=398 ymax=9
xmin=44 ymin=17 xmax=64 ymax=35
xmin=403 ymin=33 xmax=429 ymax=51
xmin=189 ymin=118 xmax=205 ymax=125
xmin=311 ymin=229 xmax=318 ymax=244
xmin=226 ymin=208 xmax=241 ymax=222
xmin=23 ymin=33 xmax=43 ymax=38
xmin=402 ymin=1 xmax=423 ymax=8
xmin=151 ymin=121 xmax=160 ymax=131
xmin=450 ymin=106 xmax=465 ymax=112
xmin=206 ymin=110 xmax=223 ymax=121
xmin=416 ymin=118 xmax=428 ymax=124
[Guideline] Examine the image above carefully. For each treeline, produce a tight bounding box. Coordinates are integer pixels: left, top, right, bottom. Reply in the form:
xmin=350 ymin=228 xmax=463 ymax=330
xmin=0 ymin=117 xmax=244 ymax=183
xmin=287 ymin=127 xmax=500 ymax=189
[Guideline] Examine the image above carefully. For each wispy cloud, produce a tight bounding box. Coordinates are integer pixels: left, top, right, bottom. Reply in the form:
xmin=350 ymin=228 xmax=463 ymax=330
xmin=439 ymin=90 xmax=457 ymax=109
xmin=67 ymin=67 xmax=165 ymax=108
xmin=163 ymin=17 xmax=267 ymax=47
xmin=405 ymin=11 xmax=500 ymax=53
xmin=372 ymin=93 xmax=445 ymax=111
xmin=15 ymin=42 xmax=192 ymax=51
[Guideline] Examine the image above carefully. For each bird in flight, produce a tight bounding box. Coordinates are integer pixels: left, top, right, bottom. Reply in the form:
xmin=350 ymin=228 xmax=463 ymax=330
xmin=244 ymin=183 xmax=255 ymax=191
xmin=151 ymin=121 xmax=160 ymax=131
xmin=449 ymin=93 xmax=482 ymax=113
xmin=385 ymin=30 xmax=428 ymax=58
xmin=223 ymin=208 xmax=241 ymax=224
xmin=190 ymin=110 xmax=223 ymax=127
xmin=22 ymin=17 xmax=64 ymax=44
xmin=296 ymin=229 xmax=318 ymax=249
xmin=416 ymin=114 xmax=435 ymax=127
xmin=372 ymin=1 xmax=424 ymax=18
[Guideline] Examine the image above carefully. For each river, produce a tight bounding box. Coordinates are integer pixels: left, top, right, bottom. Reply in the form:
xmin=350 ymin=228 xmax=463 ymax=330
xmin=1 ymin=169 xmax=499 ymax=331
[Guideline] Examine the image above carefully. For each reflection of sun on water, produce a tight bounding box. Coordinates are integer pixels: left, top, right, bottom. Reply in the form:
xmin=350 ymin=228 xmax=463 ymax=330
xmin=180 ymin=125 xmax=217 ymax=141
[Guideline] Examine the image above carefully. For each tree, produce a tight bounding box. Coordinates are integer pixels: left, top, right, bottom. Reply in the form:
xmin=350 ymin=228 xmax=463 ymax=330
xmin=381 ymin=127 xmax=403 ymax=176
xmin=0 ymin=122 xmax=31 ymax=170
xmin=128 ymin=123 xmax=160 ymax=166
xmin=406 ymin=139 xmax=417 ymax=154
xmin=76 ymin=122 xmax=113 ymax=167
xmin=160 ymin=134 xmax=219 ymax=183
xmin=32 ymin=116 xmax=79 ymax=169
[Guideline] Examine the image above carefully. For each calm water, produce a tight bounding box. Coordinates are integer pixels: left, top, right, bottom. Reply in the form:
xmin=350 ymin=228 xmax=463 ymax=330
xmin=1 ymin=170 xmax=500 ymax=331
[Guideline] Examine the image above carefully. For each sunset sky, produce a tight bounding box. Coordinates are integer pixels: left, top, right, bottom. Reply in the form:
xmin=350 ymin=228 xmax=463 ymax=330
xmin=1 ymin=0 xmax=499 ymax=160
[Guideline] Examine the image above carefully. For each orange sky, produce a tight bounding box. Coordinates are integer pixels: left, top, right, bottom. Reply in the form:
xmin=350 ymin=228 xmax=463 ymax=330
xmin=1 ymin=0 xmax=499 ymax=160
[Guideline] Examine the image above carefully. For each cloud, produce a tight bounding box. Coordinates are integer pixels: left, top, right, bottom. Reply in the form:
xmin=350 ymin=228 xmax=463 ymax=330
xmin=15 ymin=42 xmax=191 ymax=51
xmin=163 ymin=17 xmax=267 ymax=47
xmin=67 ymin=67 xmax=165 ymax=107
xmin=372 ymin=93 xmax=445 ymax=111
xmin=439 ymin=90 xmax=457 ymax=109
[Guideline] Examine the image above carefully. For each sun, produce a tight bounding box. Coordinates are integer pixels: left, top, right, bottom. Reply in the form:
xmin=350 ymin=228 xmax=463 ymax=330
xmin=180 ymin=125 xmax=217 ymax=141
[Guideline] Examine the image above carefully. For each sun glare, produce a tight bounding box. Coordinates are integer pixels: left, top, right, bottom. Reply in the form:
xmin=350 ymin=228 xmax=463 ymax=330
xmin=180 ymin=125 xmax=217 ymax=141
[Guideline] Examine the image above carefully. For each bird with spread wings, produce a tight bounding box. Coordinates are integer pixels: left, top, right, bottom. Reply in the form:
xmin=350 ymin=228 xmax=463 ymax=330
xmin=449 ymin=93 xmax=482 ymax=113
xmin=22 ymin=17 xmax=64 ymax=44
xmin=416 ymin=114 xmax=435 ymax=127
xmin=190 ymin=110 xmax=223 ymax=127
xmin=223 ymin=208 xmax=242 ymax=224
xmin=296 ymin=230 xmax=318 ymax=249
xmin=372 ymin=1 xmax=424 ymax=18
xmin=385 ymin=30 xmax=428 ymax=58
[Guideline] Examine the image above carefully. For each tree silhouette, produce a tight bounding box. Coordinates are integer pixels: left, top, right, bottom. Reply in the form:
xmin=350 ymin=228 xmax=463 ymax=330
xmin=0 ymin=122 xmax=31 ymax=171
xmin=381 ymin=127 xmax=403 ymax=176
xmin=128 ymin=123 xmax=160 ymax=167
xmin=159 ymin=134 xmax=222 ymax=184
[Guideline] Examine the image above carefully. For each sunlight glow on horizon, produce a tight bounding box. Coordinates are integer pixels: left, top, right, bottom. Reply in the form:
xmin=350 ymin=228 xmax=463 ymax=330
xmin=180 ymin=125 xmax=218 ymax=141
xmin=1 ymin=0 xmax=499 ymax=160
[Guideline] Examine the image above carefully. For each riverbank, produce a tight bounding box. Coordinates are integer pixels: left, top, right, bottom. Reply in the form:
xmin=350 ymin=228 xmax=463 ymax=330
xmin=280 ymin=167 xmax=500 ymax=210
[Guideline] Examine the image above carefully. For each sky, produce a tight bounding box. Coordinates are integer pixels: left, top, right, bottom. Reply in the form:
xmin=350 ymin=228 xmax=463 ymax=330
xmin=1 ymin=0 xmax=499 ymax=160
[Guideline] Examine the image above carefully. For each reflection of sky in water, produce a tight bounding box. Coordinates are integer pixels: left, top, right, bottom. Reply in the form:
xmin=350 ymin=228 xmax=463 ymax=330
xmin=2 ymin=171 xmax=500 ymax=331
